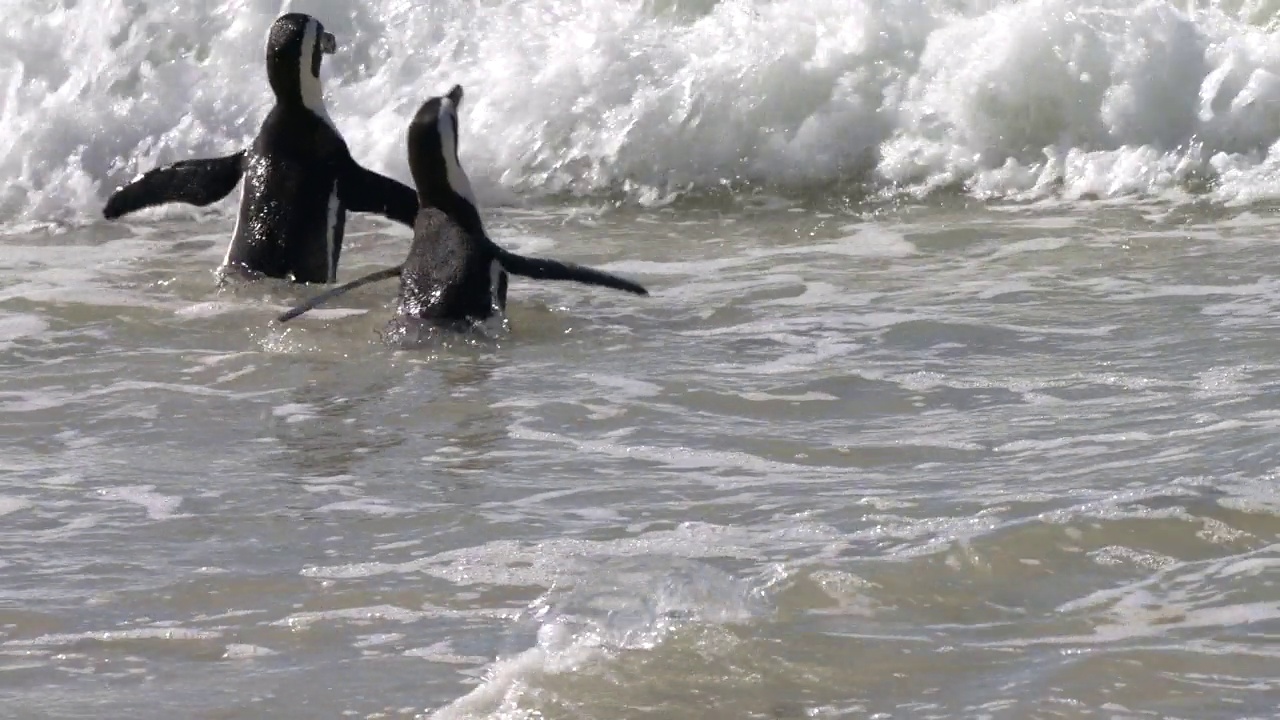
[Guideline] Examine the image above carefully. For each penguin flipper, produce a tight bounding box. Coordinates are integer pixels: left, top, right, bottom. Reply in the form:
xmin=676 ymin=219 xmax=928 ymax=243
xmin=339 ymin=162 xmax=420 ymax=228
xmin=493 ymin=246 xmax=649 ymax=296
xmin=103 ymin=152 xmax=246 ymax=219
xmin=276 ymin=265 xmax=403 ymax=323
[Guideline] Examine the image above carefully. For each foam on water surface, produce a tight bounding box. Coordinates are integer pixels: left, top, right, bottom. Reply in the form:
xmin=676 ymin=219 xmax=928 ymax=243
xmin=1 ymin=10 xmax=1280 ymax=712
xmin=3 ymin=0 xmax=1280 ymax=225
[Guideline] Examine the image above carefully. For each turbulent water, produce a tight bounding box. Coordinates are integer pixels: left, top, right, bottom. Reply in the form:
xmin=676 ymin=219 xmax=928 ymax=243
xmin=2 ymin=1 xmax=1280 ymax=718
xmin=6 ymin=0 xmax=1280 ymax=220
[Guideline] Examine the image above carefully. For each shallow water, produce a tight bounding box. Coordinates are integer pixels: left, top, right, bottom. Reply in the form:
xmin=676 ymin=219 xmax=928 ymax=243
xmin=2 ymin=199 xmax=1279 ymax=718
xmin=5 ymin=0 xmax=1280 ymax=716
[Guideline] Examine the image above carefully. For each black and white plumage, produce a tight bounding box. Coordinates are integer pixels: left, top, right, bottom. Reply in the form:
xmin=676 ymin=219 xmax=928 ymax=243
xmin=102 ymin=13 xmax=419 ymax=284
xmin=277 ymin=84 xmax=648 ymax=325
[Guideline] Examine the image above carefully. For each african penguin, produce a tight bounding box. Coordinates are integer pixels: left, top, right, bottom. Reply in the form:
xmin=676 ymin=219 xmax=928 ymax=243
xmin=276 ymin=84 xmax=648 ymax=325
xmin=102 ymin=13 xmax=419 ymax=284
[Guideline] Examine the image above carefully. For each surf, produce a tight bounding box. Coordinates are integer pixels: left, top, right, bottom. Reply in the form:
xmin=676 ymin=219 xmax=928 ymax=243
xmin=2 ymin=0 xmax=1280 ymax=226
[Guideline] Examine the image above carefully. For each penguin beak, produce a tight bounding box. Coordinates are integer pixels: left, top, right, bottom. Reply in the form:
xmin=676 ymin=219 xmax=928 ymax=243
xmin=320 ymin=31 xmax=337 ymax=55
xmin=447 ymin=84 xmax=464 ymax=107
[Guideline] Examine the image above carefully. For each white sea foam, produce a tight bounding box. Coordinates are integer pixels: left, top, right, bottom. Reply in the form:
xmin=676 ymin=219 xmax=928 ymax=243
xmin=2 ymin=0 xmax=1280 ymax=225
xmin=430 ymin=561 xmax=767 ymax=719
xmin=96 ymin=484 xmax=187 ymax=521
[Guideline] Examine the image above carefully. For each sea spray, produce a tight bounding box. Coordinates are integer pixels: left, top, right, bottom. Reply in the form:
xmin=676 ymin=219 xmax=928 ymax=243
xmin=2 ymin=0 xmax=1280 ymax=225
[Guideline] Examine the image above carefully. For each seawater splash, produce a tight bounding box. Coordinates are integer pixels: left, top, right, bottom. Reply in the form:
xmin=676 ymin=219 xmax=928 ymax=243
xmin=3 ymin=0 xmax=1280 ymax=225
xmin=432 ymin=559 xmax=773 ymax=720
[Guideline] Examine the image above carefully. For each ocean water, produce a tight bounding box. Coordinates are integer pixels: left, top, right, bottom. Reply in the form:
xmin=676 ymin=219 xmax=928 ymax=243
xmin=3 ymin=1 xmax=1280 ymax=718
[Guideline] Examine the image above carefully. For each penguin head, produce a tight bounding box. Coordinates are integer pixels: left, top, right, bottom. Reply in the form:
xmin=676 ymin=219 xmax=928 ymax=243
xmin=408 ymin=85 xmax=478 ymax=210
xmin=265 ymin=13 xmax=336 ymax=115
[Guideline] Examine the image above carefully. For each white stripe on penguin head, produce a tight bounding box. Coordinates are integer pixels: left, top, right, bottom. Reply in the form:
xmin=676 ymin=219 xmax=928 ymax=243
xmin=298 ymin=17 xmax=333 ymax=126
xmin=437 ymin=96 xmax=477 ymax=206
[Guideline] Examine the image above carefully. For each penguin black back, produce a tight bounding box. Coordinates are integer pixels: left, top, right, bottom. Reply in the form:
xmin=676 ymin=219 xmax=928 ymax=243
xmin=223 ymin=13 xmax=348 ymax=283
xmin=101 ymin=13 xmax=420 ymax=285
xmin=398 ymin=85 xmax=504 ymax=321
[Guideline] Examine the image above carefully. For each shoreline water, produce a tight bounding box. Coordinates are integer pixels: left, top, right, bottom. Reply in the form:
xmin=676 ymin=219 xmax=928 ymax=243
xmin=3 ymin=0 xmax=1280 ymax=716
xmin=2 ymin=200 xmax=1278 ymax=717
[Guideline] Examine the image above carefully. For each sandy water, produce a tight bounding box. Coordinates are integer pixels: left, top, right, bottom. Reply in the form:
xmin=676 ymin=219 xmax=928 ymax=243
xmin=0 ymin=198 xmax=1277 ymax=718
xmin=6 ymin=0 xmax=1280 ymax=715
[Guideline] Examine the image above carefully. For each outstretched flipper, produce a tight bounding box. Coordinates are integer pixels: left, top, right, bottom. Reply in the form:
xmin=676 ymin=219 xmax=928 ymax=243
xmin=103 ymin=152 xmax=246 ymax=219
xmin=338 ymin=161 xmax=420 ymax=228
xmin=494 ymin=246 xmax=649 ymax=296
xmin=276 ymin=265 xmax=403 ymax=323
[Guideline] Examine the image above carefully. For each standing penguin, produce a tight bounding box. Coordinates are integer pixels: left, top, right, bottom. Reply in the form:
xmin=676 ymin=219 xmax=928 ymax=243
xmin=102 ymin=13 xmax=418 ymax=284
xmin=276 ymin=85 xmax=647 ymax=325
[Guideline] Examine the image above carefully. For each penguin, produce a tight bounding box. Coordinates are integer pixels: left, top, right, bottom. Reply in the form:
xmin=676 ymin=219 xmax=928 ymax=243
xmin=101 ymin=13 xmax=419 ymax=284
xmin=276 ymin=84 xmax=648 ymax=325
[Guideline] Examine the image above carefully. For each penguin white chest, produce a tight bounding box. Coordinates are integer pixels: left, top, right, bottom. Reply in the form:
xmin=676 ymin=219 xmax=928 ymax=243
xmin=325 ymin=184 xmax=340 ymax=282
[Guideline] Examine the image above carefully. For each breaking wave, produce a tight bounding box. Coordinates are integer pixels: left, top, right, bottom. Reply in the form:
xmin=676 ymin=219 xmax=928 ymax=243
xmin=4 ymin=0 xmax=1280 ymax=224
